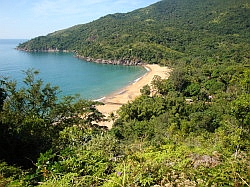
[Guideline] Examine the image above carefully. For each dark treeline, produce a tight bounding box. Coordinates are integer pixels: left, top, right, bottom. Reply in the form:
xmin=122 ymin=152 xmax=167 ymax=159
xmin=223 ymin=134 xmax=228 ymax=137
xmin=1 ymin=0 xmax=250 ymax=186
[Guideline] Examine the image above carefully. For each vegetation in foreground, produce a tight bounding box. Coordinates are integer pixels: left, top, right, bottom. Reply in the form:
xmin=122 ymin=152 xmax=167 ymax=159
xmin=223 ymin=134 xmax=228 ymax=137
xmin=1 ymin=0 xmax=250 ymax=186
xmin=0 ymin=60 xmax=249 ymax=186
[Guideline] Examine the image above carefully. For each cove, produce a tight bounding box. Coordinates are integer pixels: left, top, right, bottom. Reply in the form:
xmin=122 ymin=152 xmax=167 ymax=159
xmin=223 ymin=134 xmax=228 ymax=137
xmin=0 ymin=39 xmax=147 ymax=100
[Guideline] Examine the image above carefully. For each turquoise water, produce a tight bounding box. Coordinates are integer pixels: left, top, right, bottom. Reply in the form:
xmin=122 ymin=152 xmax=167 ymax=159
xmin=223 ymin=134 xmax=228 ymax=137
xmin=0 ymin=39 xmax=147 ymax=99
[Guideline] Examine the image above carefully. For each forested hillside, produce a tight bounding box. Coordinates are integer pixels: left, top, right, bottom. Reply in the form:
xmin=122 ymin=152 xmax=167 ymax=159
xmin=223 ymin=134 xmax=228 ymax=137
xmin=18 ymin=0 xmax=249 ymax=65
xmin=1 ymin=0 xmax=250 ymax=186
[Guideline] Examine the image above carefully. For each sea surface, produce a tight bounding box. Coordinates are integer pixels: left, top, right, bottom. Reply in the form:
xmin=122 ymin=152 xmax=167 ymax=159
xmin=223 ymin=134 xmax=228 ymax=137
xmin=0 ymin=39 xmax=147 ymax=100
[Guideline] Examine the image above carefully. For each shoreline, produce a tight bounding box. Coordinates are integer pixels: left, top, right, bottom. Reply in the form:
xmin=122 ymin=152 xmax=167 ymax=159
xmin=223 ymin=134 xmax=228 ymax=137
xmin=15 ymin=47 xmax=171 ymax=127
xmin=76 ymin=55 xmax=145 ymax=66
xmin=93 ymin=65 xmax=150 ymax=102
xmin=96 ymin=64 xmax=172 ymax=129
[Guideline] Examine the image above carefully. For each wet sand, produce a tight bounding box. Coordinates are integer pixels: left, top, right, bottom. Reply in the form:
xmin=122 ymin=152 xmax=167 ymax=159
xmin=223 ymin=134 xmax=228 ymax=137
xmin=96 ymin=64 xmax=171 ymax=128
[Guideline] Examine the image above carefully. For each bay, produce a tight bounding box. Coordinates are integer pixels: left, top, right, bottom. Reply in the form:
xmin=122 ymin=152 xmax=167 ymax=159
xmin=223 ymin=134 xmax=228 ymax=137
xmin=0 ymin=39 xmax=147 ymax=100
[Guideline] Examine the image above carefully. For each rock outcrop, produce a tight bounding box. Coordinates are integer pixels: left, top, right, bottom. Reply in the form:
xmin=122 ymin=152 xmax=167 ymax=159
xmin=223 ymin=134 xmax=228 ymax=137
xmin=75 ymin=55 xmax=145 ymax=66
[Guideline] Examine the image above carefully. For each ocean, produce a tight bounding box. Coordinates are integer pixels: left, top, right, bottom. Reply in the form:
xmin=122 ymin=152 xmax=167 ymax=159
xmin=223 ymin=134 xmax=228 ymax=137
xmin=0 ymin=39 xmax=147 ymax=100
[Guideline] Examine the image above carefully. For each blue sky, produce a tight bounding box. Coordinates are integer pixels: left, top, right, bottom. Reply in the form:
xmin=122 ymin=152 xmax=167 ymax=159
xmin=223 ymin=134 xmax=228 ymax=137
xmin=0 ymin=0 xmax=160 ymax=39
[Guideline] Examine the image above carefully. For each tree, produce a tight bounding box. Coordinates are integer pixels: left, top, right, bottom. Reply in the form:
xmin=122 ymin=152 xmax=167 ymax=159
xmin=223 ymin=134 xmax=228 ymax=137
xmin=151 ymin=75 xmax=172 ymax=95
xmin=0 ymin=69 xmax=104 ymax=168
xmin=184 ymin=83 xmax=200 ymax=97
xmin=231 ymin=94 xmax=250 ymax=130
xmin=118 ymin=95 xmax=167 ymax=122
xmin=140 ymin=84 xmax=151 ymax=96
xmin=0 ymin=70 xmax=60 ymax=167
xmin=0 ymin=80 xmax=7 ymax=111
xmin=168 ymin=68 xmax=189 ymax=92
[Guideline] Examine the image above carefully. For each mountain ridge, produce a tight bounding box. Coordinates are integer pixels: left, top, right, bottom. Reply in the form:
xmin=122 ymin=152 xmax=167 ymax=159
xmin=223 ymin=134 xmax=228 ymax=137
xmin=17 ymin=0 xmax=250 ymax=65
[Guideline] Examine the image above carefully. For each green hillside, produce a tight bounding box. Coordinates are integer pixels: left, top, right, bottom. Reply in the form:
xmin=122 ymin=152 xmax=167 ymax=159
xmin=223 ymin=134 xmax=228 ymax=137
xmin=1 ymin=0 xmax=250 ymax=186
xmin=18 ymin=0 xmax=250 ymax=65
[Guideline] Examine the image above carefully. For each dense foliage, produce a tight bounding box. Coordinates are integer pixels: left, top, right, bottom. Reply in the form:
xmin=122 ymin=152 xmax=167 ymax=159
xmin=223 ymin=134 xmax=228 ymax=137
xmin=0 ymin=70 xmax=105 ymax=184
xmin=17 ymin=0 xmax=249 ymax=65
xmin=1 ymin=0 xmax=250 ymax=186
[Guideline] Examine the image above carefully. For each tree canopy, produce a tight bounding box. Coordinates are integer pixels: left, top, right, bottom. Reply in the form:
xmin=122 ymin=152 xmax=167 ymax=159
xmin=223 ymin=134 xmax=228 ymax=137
xmin=1 ymin=0 xmax=249 ymax=186
xmin=17 ymin=0 xmax=249 ymax=66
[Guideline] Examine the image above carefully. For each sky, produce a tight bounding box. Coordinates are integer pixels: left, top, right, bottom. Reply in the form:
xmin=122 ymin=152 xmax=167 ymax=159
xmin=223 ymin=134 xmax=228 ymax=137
xmin=0 ymin=0 xmax=160 ymax=39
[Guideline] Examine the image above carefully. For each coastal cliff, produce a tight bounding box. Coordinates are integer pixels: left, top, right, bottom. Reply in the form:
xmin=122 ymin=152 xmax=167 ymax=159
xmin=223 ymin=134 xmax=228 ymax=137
xmin=16 ymin=47 xmax=145 ymax=66
xmin=16 ymin=47 xmax=69 ymax=53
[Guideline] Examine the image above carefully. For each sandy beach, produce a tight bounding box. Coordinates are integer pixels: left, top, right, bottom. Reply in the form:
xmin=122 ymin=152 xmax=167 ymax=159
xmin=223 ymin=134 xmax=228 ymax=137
xmin=96 ymin=64 xmax=172 ymax=128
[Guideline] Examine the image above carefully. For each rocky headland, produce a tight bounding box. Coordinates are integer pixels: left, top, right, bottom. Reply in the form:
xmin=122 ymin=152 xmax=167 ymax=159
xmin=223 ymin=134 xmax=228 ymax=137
xmin=75 ymin=55 xmax=145 ymax=66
